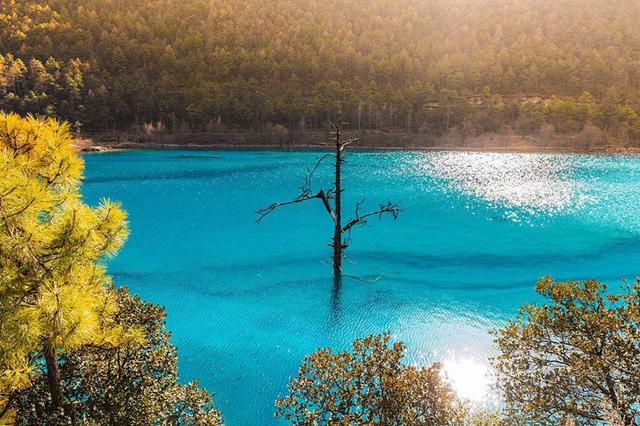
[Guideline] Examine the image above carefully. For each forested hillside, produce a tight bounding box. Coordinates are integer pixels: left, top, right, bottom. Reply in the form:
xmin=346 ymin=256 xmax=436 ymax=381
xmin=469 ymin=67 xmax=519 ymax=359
xmin=1 ymin=0 xmax=639 ymax=143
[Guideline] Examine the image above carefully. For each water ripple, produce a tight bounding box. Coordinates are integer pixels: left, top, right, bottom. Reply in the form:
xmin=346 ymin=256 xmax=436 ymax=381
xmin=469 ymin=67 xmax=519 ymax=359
xmin=82 ymin=150 xmax=640 ymax=425
xmin=85 ymin=164 xmax=282 ymax=184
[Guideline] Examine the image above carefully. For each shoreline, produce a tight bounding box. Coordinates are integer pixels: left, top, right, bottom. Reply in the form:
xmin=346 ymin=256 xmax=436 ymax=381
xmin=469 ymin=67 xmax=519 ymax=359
xmin=78 ymin=128 xmax=640 ymax=155
xmin=91 ymin=141 xmax=640 ymax=155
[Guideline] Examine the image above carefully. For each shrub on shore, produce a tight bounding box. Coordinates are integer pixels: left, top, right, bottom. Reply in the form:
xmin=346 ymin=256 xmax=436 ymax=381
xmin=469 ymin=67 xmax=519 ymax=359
xmin=275 ymin=333 xmax=471 ymax=425
xmin=13 ymin=286 xmax=223 ymax=425
xmin=493 ymin=277 xmax=640 ymax=426
xmin=277 ymin=277 xmax=640 ymax=426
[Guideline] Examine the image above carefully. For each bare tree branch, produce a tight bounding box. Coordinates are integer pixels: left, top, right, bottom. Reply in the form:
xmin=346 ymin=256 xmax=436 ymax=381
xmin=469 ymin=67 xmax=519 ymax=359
xmin=258 ymin=111 xmax=400 ymax=274
xmin=257 ymin=148 xmax=339 ymax=224
xmin=340 ymin=135 xmax=357 ymax=150
xmin=257 ymin=190 xmax=318 ymax=223
xmin=304 ymin=153 xmax=335 ymax=191
xmin=257 ymin=188 xmax=337 ymax=224
xmin=317 ymin=189 xmax=336 ymax=222
xmin=342 ymin=201 xmax=401 ymax=232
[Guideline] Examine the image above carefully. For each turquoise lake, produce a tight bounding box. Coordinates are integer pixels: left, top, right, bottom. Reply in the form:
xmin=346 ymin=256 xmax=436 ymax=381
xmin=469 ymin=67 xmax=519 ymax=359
xmin=82 ymin=150 xmax=640 ymax=425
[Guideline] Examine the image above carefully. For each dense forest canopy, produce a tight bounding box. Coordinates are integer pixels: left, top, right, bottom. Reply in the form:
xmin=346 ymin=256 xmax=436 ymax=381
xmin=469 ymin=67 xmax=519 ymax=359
xmin=1 ymin=0 xmax=639 ymax=138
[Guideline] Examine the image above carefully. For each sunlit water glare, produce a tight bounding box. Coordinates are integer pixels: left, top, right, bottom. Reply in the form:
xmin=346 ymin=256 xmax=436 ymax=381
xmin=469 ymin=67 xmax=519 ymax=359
xmin=424 ymin=152 xmax=588 ymax=215
xmin=82 ymin=150 xmax=640 ymax=425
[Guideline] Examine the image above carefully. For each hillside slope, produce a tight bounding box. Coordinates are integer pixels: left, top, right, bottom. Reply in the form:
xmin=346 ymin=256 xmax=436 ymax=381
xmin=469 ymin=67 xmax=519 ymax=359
xmin=1 ymin=0 xmax=639 ymax=145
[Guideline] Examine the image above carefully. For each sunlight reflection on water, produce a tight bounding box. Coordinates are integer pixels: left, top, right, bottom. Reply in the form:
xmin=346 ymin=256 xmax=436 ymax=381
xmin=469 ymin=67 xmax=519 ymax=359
xmin=420 ymin=152 xmax=592 ymax=218
xmin=443 ymin=356 xmax=492 ymax=404
xmin=404 ymin=309 xmax=499 ymax=409
xmin=82 ymin=150 xmax=640 ymax=425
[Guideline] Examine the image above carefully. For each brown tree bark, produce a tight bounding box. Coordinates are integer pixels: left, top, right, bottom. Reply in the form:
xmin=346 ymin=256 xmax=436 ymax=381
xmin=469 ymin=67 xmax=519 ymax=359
xmin=44 ymin=339 xmax=64 ymax=415
xmin=332 ymin=126 xmax=343 ymax=275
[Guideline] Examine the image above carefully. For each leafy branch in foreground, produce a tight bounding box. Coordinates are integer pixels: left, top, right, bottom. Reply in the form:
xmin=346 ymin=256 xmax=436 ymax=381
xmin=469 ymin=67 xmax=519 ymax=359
xmin=275 ymin=333 xmax=470 ymax=425
xmin=493 ymin=277 xmax=640 ymax=426
xmin=258 ymin=118 xmax=400 ymax=274
xmin=13 ymin=286 xmax=223 ymax=425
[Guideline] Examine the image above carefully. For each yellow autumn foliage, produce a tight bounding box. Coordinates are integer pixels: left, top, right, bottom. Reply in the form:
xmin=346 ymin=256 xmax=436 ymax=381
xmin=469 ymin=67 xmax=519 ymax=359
xmin=0 ymin=113 xmax=134 ymax=418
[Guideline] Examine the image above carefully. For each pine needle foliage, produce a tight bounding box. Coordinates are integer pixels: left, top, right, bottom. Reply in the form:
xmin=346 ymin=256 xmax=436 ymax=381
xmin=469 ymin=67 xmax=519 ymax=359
xmin=0 ymin=113 xmax=133 ymax=419
xmin=13 ymin=286 xmax=223 ymax=425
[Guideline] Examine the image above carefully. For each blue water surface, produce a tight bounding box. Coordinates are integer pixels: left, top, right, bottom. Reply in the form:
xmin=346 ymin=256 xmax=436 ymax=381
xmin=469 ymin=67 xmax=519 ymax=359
xmin=82 ymin=150 xmax=640 ymax=425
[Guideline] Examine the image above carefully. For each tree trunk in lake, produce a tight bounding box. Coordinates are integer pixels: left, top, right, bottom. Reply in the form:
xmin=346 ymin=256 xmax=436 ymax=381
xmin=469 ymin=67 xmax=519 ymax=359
xmin=332 ymin=126 xmax=342 ymax=275
xmin=330 ymin=274 xmax=342 ymax=321
xmin=257 ymin=117 xmax=399 ymax=276
xmin=44 ymin=339 xmax=64 ymax=415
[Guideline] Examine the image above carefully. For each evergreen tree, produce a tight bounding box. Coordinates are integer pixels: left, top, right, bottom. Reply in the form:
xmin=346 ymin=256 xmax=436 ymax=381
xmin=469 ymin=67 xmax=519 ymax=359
xmin=0 ymin=113 xmax=134 ymax=419
xmin=13 ymin=286 xmax=223 ymax=425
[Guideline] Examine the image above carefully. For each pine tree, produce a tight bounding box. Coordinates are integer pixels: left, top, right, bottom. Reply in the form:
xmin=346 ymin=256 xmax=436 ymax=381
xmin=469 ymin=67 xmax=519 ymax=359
xmin=0 ymin=113 xmax=136 ymax=420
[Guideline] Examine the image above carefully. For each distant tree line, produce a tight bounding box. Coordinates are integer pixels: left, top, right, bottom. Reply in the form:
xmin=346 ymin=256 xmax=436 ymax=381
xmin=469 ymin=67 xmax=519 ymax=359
xmin=1 ymin=0 xmax=640 ymax=142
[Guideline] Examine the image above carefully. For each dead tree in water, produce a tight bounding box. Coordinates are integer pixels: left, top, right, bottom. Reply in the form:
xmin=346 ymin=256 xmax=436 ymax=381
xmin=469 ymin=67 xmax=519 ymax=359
xmin=257 ymin=120 xmax=400 ymax=275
